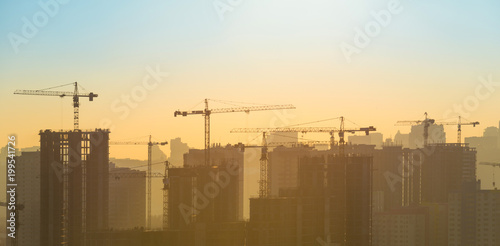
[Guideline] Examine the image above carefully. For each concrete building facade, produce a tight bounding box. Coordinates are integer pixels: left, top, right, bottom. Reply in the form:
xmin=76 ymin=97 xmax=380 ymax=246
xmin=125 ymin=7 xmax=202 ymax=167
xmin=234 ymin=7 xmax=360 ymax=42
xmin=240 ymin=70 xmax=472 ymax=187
xmin=39 ymin=129 xmax=109 ymax=246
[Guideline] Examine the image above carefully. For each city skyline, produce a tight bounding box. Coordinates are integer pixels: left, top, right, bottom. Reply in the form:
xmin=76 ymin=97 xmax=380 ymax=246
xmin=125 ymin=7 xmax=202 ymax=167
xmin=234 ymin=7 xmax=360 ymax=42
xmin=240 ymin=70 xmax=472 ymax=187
xmin=1 ymin=1 xmax=500 ymax=245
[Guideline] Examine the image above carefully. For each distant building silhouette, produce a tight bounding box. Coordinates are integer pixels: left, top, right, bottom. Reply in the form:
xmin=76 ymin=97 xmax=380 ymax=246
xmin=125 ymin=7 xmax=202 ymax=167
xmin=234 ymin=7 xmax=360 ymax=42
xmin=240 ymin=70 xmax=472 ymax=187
xmin=348 ymin=132 xmax=383 ymax=148
xmin=6 ymin=151 xmax=41 ymax=246
xmin=167 ymin=137 xmax=189 ymax=167
xmin=267 ymin=132 xmax=298 ymax=144
xmin=394 ymin=130 xmax=410 ymax=148
xmin=465 ymin=122 xmax=500 ymax=190
xmin=408 ymin=124 xmax=446 ymax=148
xmin=109 ymin=144 xmax=168 ymax=219
xmin=108 ymin=163 xmax=146 ymax=230
xmin=465 ymin=126 xmax=499 ymax=161
xmin=268 ymin=145 xmax=314 ymax=196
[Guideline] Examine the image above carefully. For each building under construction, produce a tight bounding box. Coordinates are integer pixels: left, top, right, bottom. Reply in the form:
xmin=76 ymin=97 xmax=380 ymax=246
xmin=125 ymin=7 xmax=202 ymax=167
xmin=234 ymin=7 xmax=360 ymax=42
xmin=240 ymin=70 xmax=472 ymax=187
xmin=182 ymin=144 xmax=244 ymax=220
xmin=39 ymin=129 xmax=109 ymax=246
xmin=408 ymin=143 xmax=477 ymax=205
xmin=268 ymin=144 xmax=376 ymax=197
xmin=167 ymin=145 xmax=246 ymax=246
xmin=248 ymin=152 xmax=373 ymax=246
xmin=268 ymin=142 xmax=475 ymax=216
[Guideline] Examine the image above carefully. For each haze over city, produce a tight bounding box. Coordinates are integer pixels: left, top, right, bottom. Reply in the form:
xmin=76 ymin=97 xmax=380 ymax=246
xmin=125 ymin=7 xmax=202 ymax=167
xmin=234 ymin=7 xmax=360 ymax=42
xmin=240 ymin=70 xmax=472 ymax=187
xmin=1 ymin=1 xmax=499 ymax=246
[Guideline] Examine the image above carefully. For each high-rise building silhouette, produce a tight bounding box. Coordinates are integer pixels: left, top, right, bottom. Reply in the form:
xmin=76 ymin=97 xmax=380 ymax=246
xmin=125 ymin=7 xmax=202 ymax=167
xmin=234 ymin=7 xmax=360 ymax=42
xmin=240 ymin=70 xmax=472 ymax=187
xmin=167 ymin=137 xmax=189 ymax=167
xmin=372 ymin=145 xmax=407 ymax=212
xmin=268 ymin=145 xmax=314 ymax=196
xmin=167 ymin=145 xmax=246 ymax=246
xmin=394 ymin=130 xmax=410 ymax=148
xmin=465 ymin=123 xmax=500 ymax=190
xmin=410 ymin=143 xmax=476 ymax=205
xmin=183 ymin=144 xmax=244 ymax=220
xmin=39 ymin=129 xmax=109 ymax=246
xmin=248 ymin=152 xmax=373 ymax=246
xmin=408 ymin=124 xmax=446 ymax=149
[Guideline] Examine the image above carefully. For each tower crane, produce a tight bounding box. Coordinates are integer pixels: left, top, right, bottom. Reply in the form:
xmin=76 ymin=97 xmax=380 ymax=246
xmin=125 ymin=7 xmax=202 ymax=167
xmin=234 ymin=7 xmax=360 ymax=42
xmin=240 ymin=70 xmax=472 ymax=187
xmin=479 ymin=162 xmax=500 ymax=189
xmin=396 ymin=112 xmax=435 ymax=147
xmin=14 ymin=82 xmax=98 ymax=130
xmin=174 ymin=99 xmax=295 ymax=166
xmin=15 ymin=82 xmax=97 ymax=246
xmin=231 ymin=118 xmax=376 ymax=197
xmin=109 ymin=136 xmax=168 ymax=230
xmin=397 ymin=113 xmax=479 ymax=145
xmin=439 ymin=116 xmax=479 ymax=143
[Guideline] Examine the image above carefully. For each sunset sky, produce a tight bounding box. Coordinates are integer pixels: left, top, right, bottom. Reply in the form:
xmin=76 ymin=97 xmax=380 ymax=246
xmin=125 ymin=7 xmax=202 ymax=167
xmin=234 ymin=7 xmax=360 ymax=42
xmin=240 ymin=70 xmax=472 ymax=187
xmin=1 ymin=0 xmax=500 ymax=160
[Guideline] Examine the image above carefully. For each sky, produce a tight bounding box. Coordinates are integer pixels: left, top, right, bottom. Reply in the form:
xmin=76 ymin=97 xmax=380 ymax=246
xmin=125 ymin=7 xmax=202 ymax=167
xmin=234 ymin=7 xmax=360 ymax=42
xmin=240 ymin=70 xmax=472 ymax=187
xmin=1 ymin=0 xmax=500 ymax=160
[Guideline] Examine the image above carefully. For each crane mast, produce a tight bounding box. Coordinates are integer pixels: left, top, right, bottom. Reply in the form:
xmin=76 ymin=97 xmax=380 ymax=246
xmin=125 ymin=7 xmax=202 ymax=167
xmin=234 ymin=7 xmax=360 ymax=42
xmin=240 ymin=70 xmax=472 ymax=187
xmin=396 ymin=112 xmax=435 ymax=147
xmin=205 ymin=99 xmax=211 ymax=167
xmin=397 ymin=113 xmax=480 ymax=146
xmin=260 ymin=132 xmax=269 ymax=197
xmin=109 ymin=137 xmax=168 ymax=230
xmin=439 ymin=116 xmax=479 ymax=144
